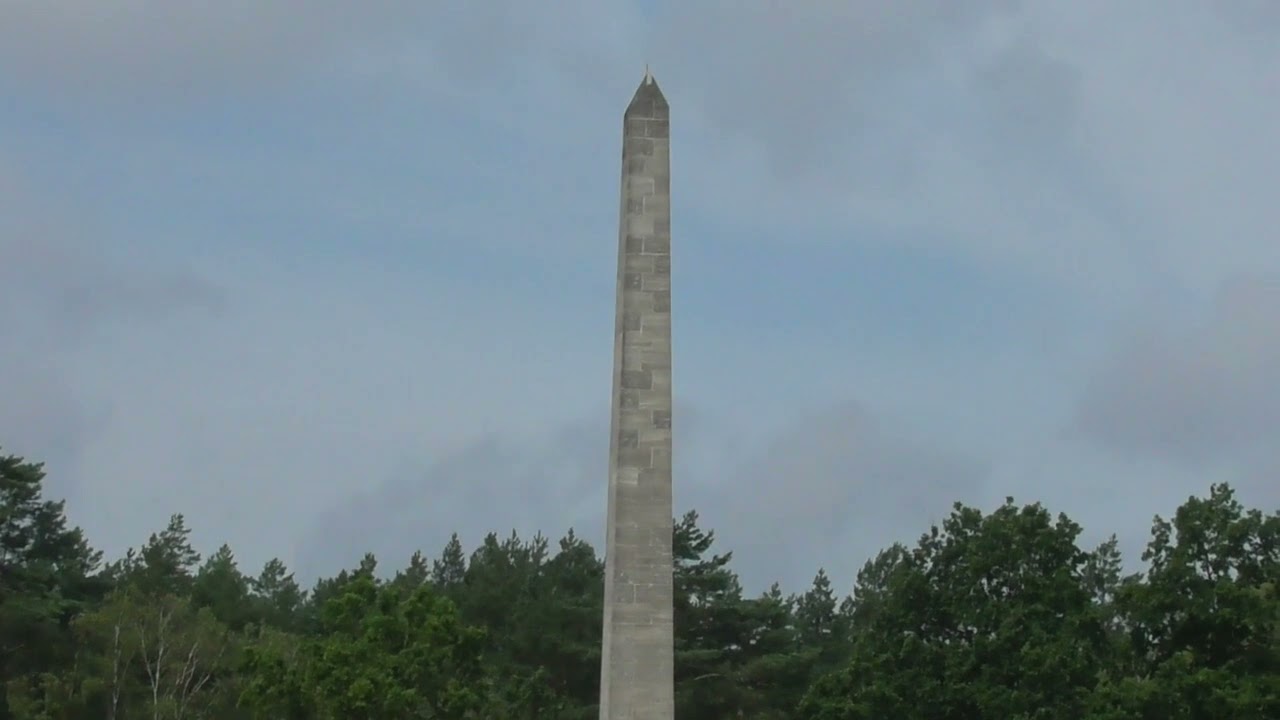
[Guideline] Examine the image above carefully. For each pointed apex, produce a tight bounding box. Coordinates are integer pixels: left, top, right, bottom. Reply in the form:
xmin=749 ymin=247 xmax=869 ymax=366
xmin=626 ymin=68 xmax=667 ymax=118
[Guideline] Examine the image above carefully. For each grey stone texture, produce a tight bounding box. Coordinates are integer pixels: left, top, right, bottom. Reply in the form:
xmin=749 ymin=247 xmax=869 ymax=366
xmin=599 ymin=72 xmax=675 ymax=720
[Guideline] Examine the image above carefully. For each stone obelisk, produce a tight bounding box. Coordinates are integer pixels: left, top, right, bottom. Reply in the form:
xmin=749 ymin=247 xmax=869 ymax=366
xmin=599 ymin=71 xmax=675 ymax=719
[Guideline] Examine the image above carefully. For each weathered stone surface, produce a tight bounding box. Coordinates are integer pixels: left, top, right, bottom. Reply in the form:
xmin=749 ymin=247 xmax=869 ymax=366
xmin=652 ymin=291 xmax=671 ymax=313
xmin=600 ymin=71 xmax=675 ymax=720
xmin=620 ymin=369 xmax=652 ymax=390
xmin=642 ymin=237 xmax=670 ymax=255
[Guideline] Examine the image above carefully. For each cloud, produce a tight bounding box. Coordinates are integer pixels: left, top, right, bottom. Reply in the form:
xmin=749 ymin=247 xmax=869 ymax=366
xmin=3 ymin=1 xmax=1279 ymax=597
xmin=0 ymin=161 xmax=222 ymax=326
xmin=656 ymin=1 xmax=1280 ymax=299
xmin=0 ymin=159 xmax=222 ymax=496
xmin=9 ymin=1 xmax=1277 ymax=295
xmin=653 ymin=1 xmax=1023 ymax=171
xmin=293 ymin=402 xmax=718 ymax=583
xmin=0 ymin=2 xmax=375 ymax=98
xmin=1060 ymin=272 xmax=1280 ymax=558
xmin=0 ymin=1 xmax=637 ymax=104
xmin=43 ymin=248 xmax=633 ymax=571
xmin=297 ymin=401 xmax=987 ymax=592
xmin=704 ymin=402 xmax=989 ymax=591
xmin=1073 ymin=275 xmax=1280 ymax=482
xmin=294 ymin=417 xmax=606 ymax=581
xmin=0 ymin=358 xmax=103 ymax=497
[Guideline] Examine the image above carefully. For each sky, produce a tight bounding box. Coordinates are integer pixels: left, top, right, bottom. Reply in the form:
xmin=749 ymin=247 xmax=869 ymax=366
xmin=2 ymin=0 xmax=1278 ymax=593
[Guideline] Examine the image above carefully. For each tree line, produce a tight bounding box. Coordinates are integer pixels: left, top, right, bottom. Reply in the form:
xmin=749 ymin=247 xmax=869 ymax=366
xmin=1 ymin=447 xmax=1276 ymax=718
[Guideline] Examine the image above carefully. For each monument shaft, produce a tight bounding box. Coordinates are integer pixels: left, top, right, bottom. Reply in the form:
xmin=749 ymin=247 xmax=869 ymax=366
xmin=599 ymin=73 xmax=675 ymax=719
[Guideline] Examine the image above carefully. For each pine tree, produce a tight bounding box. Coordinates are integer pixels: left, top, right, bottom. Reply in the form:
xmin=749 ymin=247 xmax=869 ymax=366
xmin=192 ymin=544 xmax=251 ymax=630
xmin=392 ymin=550 xmax=430 ymax=591
xmin=432 ymin=533 xmax=467 ymax=593
xmin=249 ymin=558 xmax=304 ymax=632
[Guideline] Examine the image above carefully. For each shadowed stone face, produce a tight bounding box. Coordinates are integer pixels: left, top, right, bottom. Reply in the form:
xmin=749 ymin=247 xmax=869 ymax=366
xmin=599 ymin=72 xmax=675 ymax=719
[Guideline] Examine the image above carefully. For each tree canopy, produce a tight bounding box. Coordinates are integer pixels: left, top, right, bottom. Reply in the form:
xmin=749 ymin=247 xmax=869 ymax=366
xmin=1 ymin=447 xmax=1275 ymax=718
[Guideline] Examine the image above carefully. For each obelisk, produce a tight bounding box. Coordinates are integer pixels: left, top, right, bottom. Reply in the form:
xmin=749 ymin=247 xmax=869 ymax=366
xmin=599 ymin=71 xmax=675 ymax=719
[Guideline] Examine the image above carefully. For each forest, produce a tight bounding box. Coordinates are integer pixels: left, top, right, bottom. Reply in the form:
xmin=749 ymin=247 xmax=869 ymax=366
xmin=1 ymin=446 xmax=1277 ymax=719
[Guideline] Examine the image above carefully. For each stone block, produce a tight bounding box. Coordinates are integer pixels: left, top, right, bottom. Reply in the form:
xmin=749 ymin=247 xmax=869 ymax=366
xmin=624 ymin=255 xmax=654 ymax=273
xmin=649 ymin=448 xmax=672 ymax=471
xmin=616 ymin=447 xmax=651 ymax=469
xmin=644 ymin=119 xmax=670 ymax=139
xmin=629 ymin=138 xmax=655 ymax=156
xmin=642 ymin=273 xmax=670 ymax=293
xmin=620 ymin=370 xmax=652 ymax=390
xmin=653 ymin=290 xmax=671 ymax=313
xmin=643 ymin=236 xmax=670 ymax=255
xmin=640 ymin=350 xmax=670 ymax=370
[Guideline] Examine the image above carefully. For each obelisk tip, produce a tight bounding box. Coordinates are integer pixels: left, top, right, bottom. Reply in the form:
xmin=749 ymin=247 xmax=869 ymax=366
xmin=627 ymin=66 xmax=666 ymax=115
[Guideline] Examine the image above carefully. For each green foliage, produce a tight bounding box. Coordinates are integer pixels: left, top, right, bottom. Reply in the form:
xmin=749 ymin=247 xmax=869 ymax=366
xmin=192 ymin=545 xmax=252 ymax=630
xmin=248 ymin=558 xmax=303 ymax=632
xmin=1 ymin=445 xmax=1276 ymax=719
xmin=672 ymin=511 xmax=813 ymax=718
xmin=799 ymin=499 xmax=1113 ymax=719
xmin=1098 ymin=485 xmax=1280 ymax=719
xmin=1 ymin=450 xmax=104 ymax=720
xmin=241 ymin=578 xmax=492 ymax=718
xmin=799 ymin=491 xmax=1280 ymax=720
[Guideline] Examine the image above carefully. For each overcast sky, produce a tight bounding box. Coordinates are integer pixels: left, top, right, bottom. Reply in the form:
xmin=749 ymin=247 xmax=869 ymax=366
xmin=2 ymin=1 xmax=1278 ymax=593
